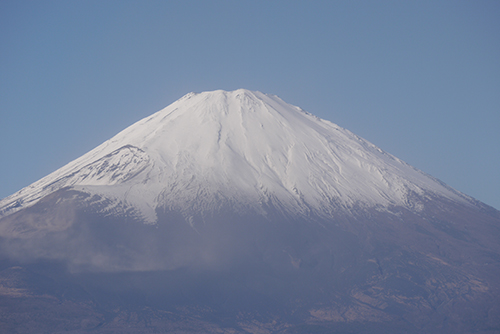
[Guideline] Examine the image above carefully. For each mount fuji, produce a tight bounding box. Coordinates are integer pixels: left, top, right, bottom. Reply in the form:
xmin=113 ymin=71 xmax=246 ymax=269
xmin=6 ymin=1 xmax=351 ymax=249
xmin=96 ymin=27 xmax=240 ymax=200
xmin=0 ymin=89 xmax=499 ymax=333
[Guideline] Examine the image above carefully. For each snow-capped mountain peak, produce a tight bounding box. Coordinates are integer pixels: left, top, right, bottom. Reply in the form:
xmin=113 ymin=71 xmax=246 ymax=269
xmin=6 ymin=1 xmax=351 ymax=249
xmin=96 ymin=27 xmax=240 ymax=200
xmin=0 ymin=89 xmax=471 ymax=223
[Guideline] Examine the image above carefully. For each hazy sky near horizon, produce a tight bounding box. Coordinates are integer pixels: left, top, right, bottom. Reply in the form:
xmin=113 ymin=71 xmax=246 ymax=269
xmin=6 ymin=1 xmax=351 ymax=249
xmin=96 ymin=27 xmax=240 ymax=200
xmin=1 ymin=0 xmax=499 ymax=209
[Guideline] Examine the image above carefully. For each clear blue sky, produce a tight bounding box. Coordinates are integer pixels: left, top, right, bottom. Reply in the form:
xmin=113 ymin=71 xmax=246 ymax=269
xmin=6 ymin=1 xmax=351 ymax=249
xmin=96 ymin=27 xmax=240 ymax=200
xmin=1 ymin=0 xmax=499 ymax=209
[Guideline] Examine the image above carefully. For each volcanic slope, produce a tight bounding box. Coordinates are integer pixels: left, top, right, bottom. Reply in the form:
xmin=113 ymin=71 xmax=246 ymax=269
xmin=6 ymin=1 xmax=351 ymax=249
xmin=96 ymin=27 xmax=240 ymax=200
xmin=0 ymin=89 xmax=499 ymax=334
xmin=0 ymin=89 xmax=473 ymax=223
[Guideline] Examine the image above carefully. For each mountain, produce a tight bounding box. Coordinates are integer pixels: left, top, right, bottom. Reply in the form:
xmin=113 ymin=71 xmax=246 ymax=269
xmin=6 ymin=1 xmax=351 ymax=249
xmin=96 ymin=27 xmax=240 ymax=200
xmin=0 ymin=89 xmax=499 ymax=333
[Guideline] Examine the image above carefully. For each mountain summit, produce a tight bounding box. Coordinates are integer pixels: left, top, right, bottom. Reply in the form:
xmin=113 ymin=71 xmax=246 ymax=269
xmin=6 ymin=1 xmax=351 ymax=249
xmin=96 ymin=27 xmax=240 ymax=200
xmin=0 ymin=89 xmax=471 ymax=223
xmin=0 ymin=89 xmax=499 ymax=333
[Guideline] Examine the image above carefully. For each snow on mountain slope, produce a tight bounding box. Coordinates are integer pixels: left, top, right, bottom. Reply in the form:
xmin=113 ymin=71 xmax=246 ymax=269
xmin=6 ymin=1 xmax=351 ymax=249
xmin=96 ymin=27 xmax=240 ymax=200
xmin=0 ymin=89 xmax=472 ymax=223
